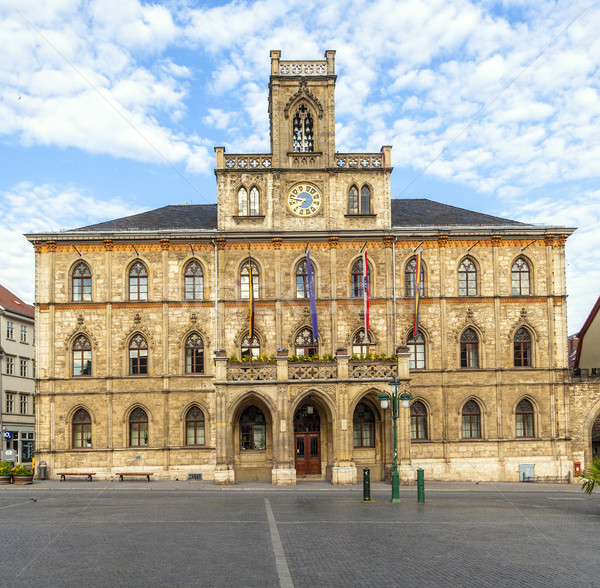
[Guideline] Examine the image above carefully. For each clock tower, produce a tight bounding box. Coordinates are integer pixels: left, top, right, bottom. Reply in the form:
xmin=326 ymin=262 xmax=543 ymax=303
xmin=214 ymin=50 xmax=393 ymax=232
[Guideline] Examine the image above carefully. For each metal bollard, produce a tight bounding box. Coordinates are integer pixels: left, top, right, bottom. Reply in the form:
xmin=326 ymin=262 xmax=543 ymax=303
xmin=363 ymin=468 xmax=370 ymax=501
xmin=417 ymin=468 xmax=425 ymax=503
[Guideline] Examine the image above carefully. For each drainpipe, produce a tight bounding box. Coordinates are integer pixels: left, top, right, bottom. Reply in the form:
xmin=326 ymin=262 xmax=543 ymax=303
xmin=212 ymin=240 xmax=218 ymax=351
xmin=392 ymin=237 xmax=398 ymax=350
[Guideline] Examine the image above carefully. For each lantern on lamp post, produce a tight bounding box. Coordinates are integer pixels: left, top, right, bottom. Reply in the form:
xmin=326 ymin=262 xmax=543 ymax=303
xmin=378 ymin=376 xmax=412 ymax=503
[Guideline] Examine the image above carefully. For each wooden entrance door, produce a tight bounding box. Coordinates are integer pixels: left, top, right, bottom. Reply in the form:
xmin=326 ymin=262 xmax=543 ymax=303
xmin=294 ymin=403 xmax=321 ymax=475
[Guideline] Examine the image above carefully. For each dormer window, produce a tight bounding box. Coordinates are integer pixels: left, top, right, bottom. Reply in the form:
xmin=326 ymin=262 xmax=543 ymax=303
xmin=293 ymin=104 xmax=314 ymax=152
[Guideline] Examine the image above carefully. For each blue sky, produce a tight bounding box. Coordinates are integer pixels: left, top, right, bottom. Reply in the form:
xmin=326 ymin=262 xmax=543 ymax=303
xmin=0 ymin=0 xmax=598 ymax=333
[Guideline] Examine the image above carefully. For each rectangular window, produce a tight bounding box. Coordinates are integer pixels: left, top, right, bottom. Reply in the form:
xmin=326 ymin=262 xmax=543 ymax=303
xmin=6 ymin=356 xmax=14 ymax=375
xmin=6 ymin=321 xmax=14 ymax=339
xmin=20 ymin=359 xmax=28 ymax=378
xmin=20 ymin=325 xmax=27 ymax=343
xmin=240 ymin=275 xmax=259 ymax=299
xmin=6 ymin=393 xmax=14 ymax=413
xmin=20 ymin=395 xmax=28 ymax=414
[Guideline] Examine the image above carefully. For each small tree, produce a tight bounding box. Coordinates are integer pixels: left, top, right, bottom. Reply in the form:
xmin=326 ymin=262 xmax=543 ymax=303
xmin=580 ymin=458 xmax=600 ymax=494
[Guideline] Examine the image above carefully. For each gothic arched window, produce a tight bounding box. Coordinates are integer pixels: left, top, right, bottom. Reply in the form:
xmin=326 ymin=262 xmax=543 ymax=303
xmin=185 ymin=333 xmax=204 ymax=374
xmin=410 ymin=401 xmax=428 ymax=440
xmin=460 ymin=328 xmax=479 ymax=369
xmin=405 ymin=257 xmax=425 ymax=297
xmin=184 ymin=260 xmax=204 ymax=301
xmin=360 ymin=185 xmax=371 ymax=214
xmin=129 ymin=334 xmax=148 ymax=375
xmin=241 ymin=333 xmax=261 ymax=359
xmin=129 ymin=261 xmax=148 ymax=301
xmin=186 ymin=406 xmax=205 ymax=446
xmin=462 ymin=400 xmax=481 ymax=439
xmin=72 ymin=262 xmax=91 ymax=302
xmin=458 ymin=258 xmax=477 ymax=296
xmin=295 ymin=327 xmax=318 ymax=357
xmin=72 ymin=408 xmax=92 ymax=448
xmin=511 ymin=258 xmax=531 ymax=295
xmin=240 ymin=260 xmax=259 ymax=299
xmin=516 ymin=399 xmax=534 ymax=437
xmin=352 ymin=329 xmax=372 ymax=356
xmin=249 ymin=187 xmax=260 ymax=216
xmin=348 ymin=185 xmax=359 ymax=215
xmin=353 ymin=402 xmax=375 ymax=447
xmin=348 ymin=185 xmax=372 ymax=215
xmin=129 ymin=407 xmax=148 ymax=447
xmin=293 ymin=105 xmax=314 ymax=152
xmin=407 ymin=331 xmax=425 ymax=369
xmin=295 ymin=258 xmax=316 ymax=299
xmin=514 ymin=327 xmax=532 ymax=367
xmin=237 ymin=187 xmax=248 ymax=215
xmin=240 ymin=405 xmax=266 ymax=450
xmin=351 ymin=258 xmax=368 ymax=298
xmin=237 ymin=186 xmax=260 ymax=216
xmin=72 ymin=334 xmax=92 ymax=377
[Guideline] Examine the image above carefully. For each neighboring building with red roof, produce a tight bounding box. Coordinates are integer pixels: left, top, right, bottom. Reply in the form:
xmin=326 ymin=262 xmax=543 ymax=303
xmin=0 ymin=284 xmax=35 ymax=464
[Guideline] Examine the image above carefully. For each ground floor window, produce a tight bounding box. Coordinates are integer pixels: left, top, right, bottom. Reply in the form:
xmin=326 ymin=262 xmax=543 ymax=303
xmin=240 ymin=405 xmax=266 ymax=450
xmin=353 ymin=402 xmax=374 ymax=447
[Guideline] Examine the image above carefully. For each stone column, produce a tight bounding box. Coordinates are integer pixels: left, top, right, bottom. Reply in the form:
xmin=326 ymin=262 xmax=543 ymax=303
xmin=272 ymin=353 xmax=295 ymax=485
xmin=213 ymin=353 xmax=234 ymax=484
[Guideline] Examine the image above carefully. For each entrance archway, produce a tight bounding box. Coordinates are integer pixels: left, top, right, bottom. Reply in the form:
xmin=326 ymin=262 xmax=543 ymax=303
xmin=294 ymin=403 xmax=321 ymax=475
xmin=592 ymin=414 xmax=600 ymax=459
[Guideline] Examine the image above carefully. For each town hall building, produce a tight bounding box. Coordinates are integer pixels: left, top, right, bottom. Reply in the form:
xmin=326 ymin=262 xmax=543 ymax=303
xmin=27 ymin=50 xmax=577 ymax=484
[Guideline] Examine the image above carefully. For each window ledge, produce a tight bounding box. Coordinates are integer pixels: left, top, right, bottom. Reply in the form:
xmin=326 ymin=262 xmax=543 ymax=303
xmin=344 ymin=214 xmax=377 ymax=218
xmin=233 ymin=215 xmax=265 ymax=220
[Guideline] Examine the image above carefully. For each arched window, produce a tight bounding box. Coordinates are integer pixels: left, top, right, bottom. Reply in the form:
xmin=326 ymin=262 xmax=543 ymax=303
xmin=516 ymin=399 xmax=534 ymax=437
xmin=129 ymin=407 xmax=148 ymax=447
xmin=72 ymin=408 xmax=92 ymax=448
xmin=294 ymin=327 xmax=318 ymax=357
xmin=348 ymin=185 xmax=359 ymax=215
xmin=240 ymin=259 xmax=259 ymax=299
xmin=511 ymin=258 xmax=530 ymax=295
xmin=241 ymin=333 xmax=261 ymax=359
xmin=514 ymin=327 xmax=532 ymax=367
xmin=249 ymin=187 xmax=260 ymax=216
xmin=462 ymin=400 xmax=481 ymax=439
xmin=72 ymin=262 xmax=91 ymax=302
xmin=353 ymin=402 xmax=375 ymax=447
xmin=361 ymin=186 xmax=371 ymax=214
xmin=184 ymin=260 xmax=203 ymax=300
xmin=72 ymin=334 xmax=92 ymax=376
xmin=237 ymin=187 xmax=248 ymax=215
xmin=410 ymin=401 xmax=428 ymax=440
xmin=185 ymin=333 xmax=204 ymax=374
xmin=129 ymin=261 xmax=148 ymax=301
xmin=129 ymin=334 xmax=148 ymax=375
xmin=352 ymin=329 xmax=372 ymax=356
xmin=295 ymin=258 xmax=316 ymax=299
xmin=460 ymin=328 xmax=479 ymax=369
xmin=240 ymin=405 xmax=266 ymax=450
xmin=405 ymin=257 xmax=425 ymax=297
xmin=186 ymin=406 xmax=205 ymax=446
xmin=407 ymin=331 xmax=425 ymax=369
xmin=458 ymin=258 xmax=477 ymax=296
xmin=351 ymin=258 xmax=367 ymax=298
xmin=293 ymin=104 xmax=314 ymax=152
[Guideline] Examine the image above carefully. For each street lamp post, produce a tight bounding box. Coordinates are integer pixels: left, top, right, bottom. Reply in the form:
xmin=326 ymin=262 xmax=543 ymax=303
xmin=378 ymin=376 xmax=412 ymax=503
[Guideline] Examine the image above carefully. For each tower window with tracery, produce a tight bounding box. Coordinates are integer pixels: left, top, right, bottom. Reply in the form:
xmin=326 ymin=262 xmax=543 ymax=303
xmin=293 ymin=105 xmax=314 ymax=152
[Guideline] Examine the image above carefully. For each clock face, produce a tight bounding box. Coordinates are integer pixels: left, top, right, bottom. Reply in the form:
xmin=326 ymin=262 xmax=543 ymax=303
xmin=287 ymin=183 xmax=322 ymax=217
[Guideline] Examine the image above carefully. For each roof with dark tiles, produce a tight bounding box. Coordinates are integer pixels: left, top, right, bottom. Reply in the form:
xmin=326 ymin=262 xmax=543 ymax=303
xmin=71 ymin=198 xmax=525 ymax=232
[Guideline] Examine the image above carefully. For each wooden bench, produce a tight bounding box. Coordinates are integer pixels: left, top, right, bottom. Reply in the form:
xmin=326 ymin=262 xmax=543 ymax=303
xmin=58 ymin=472 xmax=95 ymax=482
xmin=116 ymin=473 xmax=153 ymax=482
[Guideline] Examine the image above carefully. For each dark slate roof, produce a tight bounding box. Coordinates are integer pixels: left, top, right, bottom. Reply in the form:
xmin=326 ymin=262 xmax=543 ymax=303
xmin=391 ymin=199 xmax=525 ymax=227
xmin=72 ymin=199 xmax=524 ymax=232
xmin=72 ymin=204 xmax=218 ymax=232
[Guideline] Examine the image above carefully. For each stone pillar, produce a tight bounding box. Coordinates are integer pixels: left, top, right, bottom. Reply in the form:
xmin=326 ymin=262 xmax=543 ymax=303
xmin=213 ymin=353 xmax=234 ymax=484
xmin=272 ymin=378 xmax=296 ymax=486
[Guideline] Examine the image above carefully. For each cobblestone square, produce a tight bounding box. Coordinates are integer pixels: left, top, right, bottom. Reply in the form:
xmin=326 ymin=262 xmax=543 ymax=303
xmin=0 ymin=481 xmax=597 ymax=587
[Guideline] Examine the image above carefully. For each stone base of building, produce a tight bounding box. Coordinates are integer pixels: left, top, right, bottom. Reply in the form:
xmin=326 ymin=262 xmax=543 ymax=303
xmin=272 ymin=468 xmax=296 ymax=485
xmin=214 ymin=469 xmax=235 ymax=485
xmin=331 ymin=466 xmax=357 ymax=485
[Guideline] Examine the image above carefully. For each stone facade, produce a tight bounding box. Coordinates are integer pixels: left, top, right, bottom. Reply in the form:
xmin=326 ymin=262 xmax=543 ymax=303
xmin=27 ymin=50 xmax=581 ymax=484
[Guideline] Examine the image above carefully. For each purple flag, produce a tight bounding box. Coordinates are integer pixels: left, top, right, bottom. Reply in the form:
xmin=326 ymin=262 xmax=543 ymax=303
xmin=306 ymin=249 xmax=319 ymax=341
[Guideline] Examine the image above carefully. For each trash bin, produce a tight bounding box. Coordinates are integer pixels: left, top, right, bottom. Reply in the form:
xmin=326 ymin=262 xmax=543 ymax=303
xmin=38 ymin=461 xmax=47 ymax=481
